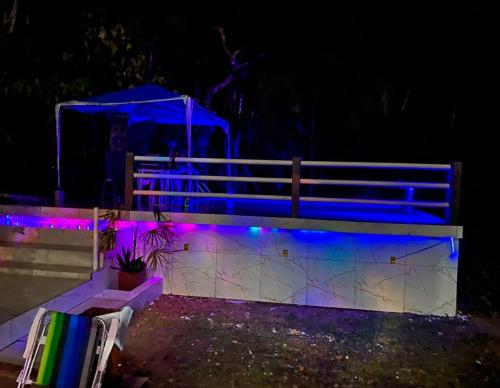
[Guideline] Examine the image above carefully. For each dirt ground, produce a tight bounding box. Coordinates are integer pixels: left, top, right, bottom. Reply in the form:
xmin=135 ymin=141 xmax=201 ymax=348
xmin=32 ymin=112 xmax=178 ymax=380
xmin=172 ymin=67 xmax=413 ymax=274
xmin=2 ymin=295 xmax=500 ymax=387
xmin=121 ymin=295 xmax=500 ymax=387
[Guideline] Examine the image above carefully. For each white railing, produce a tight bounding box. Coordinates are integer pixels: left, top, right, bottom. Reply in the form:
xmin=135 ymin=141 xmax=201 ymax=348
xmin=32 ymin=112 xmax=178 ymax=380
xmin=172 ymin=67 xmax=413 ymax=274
xmin=134 ymin=156 xmax=293 ymax=166
xmin=125 ymin=154 xmax=462 ymax=224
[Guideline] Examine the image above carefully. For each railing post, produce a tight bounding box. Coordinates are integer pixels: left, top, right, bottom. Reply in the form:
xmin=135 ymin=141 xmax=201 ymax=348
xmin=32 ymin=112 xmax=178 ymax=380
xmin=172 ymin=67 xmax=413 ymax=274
xmin=54 ymin=190 xmax=64 ymax=207
xmin=125 ymin=152 xmax=134 ymax=210
xmin=92 ymin=207 xmax=99 ymax=270
xmin=446 ymin=161 xmax=463 ymax=225
xmin=291 ymin=157 xmax=301 ymax=218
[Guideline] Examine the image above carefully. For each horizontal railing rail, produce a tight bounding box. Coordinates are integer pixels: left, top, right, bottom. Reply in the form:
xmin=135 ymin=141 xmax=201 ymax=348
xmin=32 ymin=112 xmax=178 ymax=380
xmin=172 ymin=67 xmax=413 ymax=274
xmin=133 ymin=191 xmax=292 ymax=201
xmin=299 ymin=196 xmax=449 ymax=207
xmin=301 ymin=161 xmax=451 ymax=170
xmin=134 ymin=155 xmax=451 ymax=170
xmin=134 ymin=173 xmax=450 ymax=189
xmin=134 ymin=173 xmax=292 ymax=184
xmin=134 ymin=156 xmax=293 ymax=166
xmin=125 ymin=153 xmax=462 ymax=224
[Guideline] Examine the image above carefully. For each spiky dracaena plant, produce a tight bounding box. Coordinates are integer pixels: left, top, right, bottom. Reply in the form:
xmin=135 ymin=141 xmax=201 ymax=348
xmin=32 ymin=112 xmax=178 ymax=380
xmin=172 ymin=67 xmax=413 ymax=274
xmin=112 ymin=226 xmax=146 ymax=273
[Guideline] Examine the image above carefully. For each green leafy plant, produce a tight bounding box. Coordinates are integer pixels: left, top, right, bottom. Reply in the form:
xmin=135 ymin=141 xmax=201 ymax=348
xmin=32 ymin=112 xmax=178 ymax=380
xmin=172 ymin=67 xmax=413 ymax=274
xmin=98 ymin=209 xmax=121 ymax=250
xmin=100 ymin=206 xmax=181 ymax=273
xmin=140 ymin=208 xmax=182 ymax=271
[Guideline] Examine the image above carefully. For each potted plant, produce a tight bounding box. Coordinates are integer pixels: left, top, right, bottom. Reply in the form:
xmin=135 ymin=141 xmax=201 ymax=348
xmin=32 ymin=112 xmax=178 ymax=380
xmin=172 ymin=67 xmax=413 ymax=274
xmin=112 ymin=227 xmax=147 ymax=291
xmin=100 ymin=207 xmax=180 ymax=291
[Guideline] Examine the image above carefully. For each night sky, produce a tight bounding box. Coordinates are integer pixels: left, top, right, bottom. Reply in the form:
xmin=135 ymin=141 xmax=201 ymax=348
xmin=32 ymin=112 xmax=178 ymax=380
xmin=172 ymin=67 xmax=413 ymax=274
xmin=0 ymin=2 xmax=496 ymax=310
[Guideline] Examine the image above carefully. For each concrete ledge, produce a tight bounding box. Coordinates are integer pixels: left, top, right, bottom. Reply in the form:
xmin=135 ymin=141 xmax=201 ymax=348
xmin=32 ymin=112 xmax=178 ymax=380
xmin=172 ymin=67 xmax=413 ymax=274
xmin=1 ymin=205 xmax=463 ymax=239
xmin=68 ymin=277 xmax=163 ymax=315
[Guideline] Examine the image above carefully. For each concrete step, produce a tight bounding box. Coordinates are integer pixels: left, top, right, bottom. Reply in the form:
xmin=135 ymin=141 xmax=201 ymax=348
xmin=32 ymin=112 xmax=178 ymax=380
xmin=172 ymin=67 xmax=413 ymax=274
xmin=0 ymin=226 xmax=94 ymax=248
xmin=0 ymin=261 xmax=92 ymax=280
xmin=0 ymin=245 xmax=92 ymax=267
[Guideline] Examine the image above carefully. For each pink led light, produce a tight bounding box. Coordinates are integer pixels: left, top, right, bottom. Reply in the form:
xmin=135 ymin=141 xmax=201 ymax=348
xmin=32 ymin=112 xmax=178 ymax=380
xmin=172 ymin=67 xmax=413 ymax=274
xmin=0 ymin=215 xmax=94 ymax=230
xmin=176 ymin=223 xmax=197 ymax=231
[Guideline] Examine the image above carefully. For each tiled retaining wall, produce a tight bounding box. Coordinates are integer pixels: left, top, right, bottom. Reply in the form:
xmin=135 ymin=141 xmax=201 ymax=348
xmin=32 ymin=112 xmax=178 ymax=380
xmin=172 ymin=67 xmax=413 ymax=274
xmin=119 ymin=223 xmax=459 ymax=316
xmin=0 ymin=205 xmax=461 ymax=316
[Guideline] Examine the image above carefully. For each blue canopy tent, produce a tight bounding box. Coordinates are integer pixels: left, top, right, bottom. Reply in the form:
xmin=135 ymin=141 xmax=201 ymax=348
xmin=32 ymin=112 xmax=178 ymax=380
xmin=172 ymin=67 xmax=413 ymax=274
xmin=55 ymin=84 xmax=230 ymax=192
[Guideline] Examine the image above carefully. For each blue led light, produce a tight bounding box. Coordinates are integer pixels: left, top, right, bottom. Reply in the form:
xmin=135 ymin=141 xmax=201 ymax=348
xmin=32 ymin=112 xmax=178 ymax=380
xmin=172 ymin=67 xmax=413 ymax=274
xmin=249 ymin=226 xmax=261 ymax=234
xmin=449 ymin=237 xmax=458 ymax=260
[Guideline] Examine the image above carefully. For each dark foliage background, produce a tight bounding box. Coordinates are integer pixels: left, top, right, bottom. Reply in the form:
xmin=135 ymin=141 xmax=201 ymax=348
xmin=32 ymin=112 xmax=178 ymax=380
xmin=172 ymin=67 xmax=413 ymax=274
xmin=0 ymin=1 xmax=496 ymax=312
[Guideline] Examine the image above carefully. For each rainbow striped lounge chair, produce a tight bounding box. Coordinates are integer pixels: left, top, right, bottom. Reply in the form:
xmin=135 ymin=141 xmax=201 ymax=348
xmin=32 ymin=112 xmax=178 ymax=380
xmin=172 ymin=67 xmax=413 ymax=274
xmin=16 ymin=306 xmax=133 ymax=388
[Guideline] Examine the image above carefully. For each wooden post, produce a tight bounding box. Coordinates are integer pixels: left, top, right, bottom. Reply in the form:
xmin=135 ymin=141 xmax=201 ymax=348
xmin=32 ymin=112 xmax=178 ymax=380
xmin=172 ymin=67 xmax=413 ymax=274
xmin=125 ymin=152 xmax=134 ymax=210
xmin=291 ymin=157 xmax=301 ymax=218
xmin=446 ymin=161 xmax=463 ymax=225
xmin=54 ymin=190 xmax=64 ymax=207
xmin=92 ymin=207 xmax=99 ymax=271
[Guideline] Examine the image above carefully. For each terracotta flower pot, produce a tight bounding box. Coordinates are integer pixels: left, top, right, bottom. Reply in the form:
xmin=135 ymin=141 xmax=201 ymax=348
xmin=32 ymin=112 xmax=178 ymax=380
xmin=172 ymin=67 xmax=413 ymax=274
xmin=118 ymin=270 xmax=147 ymax=291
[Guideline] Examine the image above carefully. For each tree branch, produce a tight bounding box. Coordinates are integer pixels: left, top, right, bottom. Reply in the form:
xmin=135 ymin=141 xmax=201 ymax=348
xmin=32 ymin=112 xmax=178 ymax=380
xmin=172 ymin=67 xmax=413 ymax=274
xmin=205 ymin=26 xmax=248 ymax=108
xmin=401 ymin=86 xmax=411 ymax=112
xmin=6 ymin=0 xmax=19 ymax=34
xmin=215 ymin=26 xmax=233 ymax=60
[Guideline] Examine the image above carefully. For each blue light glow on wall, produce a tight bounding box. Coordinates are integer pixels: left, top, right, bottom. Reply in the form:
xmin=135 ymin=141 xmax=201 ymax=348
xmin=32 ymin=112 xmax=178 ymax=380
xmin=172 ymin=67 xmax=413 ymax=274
xmin=248 ymin=226 xmax=262 ymax=234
